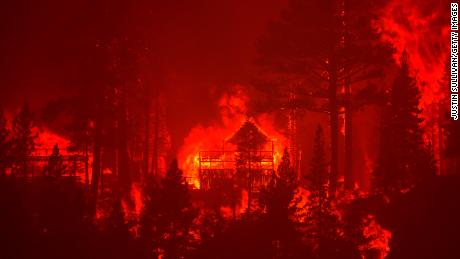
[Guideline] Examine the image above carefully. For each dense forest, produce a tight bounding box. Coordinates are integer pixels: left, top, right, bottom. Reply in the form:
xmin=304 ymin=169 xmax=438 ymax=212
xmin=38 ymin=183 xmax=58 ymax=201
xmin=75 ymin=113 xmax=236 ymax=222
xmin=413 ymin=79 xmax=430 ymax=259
xmin=0 ymin=0 xmax=459 ymax=258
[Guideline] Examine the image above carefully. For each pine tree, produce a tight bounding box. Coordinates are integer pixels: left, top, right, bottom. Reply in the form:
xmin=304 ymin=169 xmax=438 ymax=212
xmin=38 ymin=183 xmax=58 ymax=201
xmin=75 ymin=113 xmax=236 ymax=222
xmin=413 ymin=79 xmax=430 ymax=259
xmin=43 ymin=144 xmax=65 ymax=177
xmin=0 ymin=109 xmax=11 ymax=176
xmin=159 ymin=160 xmax=197 ymax=259
xmin=229 ymin=119 xmax=269 ymax=212
xmin=139 ymin=175 xmax=161 ymax=258
xmin=372 ymin=107 xmax=397 ymax=194
xmin=104 ymin=195 xmax=141 ymax=259
xmin=257 ymin=0 xmax=391 ymax=195
xmin=11 ymin=103 xmax=37 ymax=175
xmin=259 ymin=148 xmax=301 ymax=257
xmin=307 ymin=126 xmax=336 ymax=241
xmin=260 ymin=148 xmax=298 ymax=222
xmin=444 ymin=116 xmax=460 ymax=174
xmin=306 ymin=125 xmax=358 ymax=258
xmin=372 ymin=51 xmax=434 ymax=194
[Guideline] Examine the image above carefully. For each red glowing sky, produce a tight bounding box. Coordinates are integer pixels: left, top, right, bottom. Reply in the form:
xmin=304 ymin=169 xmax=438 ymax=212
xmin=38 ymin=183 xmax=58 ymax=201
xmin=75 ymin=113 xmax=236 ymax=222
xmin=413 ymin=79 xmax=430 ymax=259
xmin=0 ymin=0 xmax=288 ymax=150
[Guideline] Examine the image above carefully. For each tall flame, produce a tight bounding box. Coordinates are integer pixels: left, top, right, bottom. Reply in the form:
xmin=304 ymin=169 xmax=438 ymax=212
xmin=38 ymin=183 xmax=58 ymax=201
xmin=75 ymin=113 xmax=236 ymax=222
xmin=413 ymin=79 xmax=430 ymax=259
xmin=375 ymin=0 xmax=450 ymax=121
xmin=178 ymin=85 xmax=288 ymax=188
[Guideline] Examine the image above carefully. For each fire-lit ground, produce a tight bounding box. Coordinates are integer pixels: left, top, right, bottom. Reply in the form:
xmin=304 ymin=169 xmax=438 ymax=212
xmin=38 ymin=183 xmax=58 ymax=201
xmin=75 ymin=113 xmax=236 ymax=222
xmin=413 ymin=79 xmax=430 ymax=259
xmin=1 ymin=0 xmax=460 ymax=259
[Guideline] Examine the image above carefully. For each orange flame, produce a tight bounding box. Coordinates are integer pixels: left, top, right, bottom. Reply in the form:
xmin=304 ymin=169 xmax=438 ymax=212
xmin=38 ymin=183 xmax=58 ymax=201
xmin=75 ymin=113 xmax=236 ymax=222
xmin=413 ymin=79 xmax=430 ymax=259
xmin=375 ymin=0 xmax=450 ymax=121
xmin=178 ymin=85 xmax=288 ymax=188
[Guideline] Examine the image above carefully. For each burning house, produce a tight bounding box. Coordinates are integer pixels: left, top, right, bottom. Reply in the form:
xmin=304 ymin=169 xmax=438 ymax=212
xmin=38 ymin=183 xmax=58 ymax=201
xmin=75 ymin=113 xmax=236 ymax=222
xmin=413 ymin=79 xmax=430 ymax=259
xmin=2 ymin=129 xmax=89 ymax=181
xmin=196 ymin=119 xmax=275 ymax=192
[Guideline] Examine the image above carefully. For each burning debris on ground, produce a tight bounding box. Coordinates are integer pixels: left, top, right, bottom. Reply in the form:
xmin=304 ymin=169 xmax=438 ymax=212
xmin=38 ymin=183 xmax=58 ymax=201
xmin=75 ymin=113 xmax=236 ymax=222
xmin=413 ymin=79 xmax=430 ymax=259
xmin=0 ymin=0 xmax=459 ymax=258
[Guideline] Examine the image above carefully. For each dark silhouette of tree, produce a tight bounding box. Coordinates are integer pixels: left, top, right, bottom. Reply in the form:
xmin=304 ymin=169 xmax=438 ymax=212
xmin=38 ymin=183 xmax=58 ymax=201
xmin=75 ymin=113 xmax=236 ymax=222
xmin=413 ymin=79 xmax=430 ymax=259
xmin=229 ymin=119 xmax=269 ymax=213
xmin=307 ymin=125 xmax=335 ymax=249
xmin=149 ymin=95 xmax=170 ymax=177
xmin=259 ymin=148 xmax=303 ymax=257
xmin=415 ymin=141 xmax=437 ymax=181
xmin=306 ymin=125 xmax=360 ymax=258
xmin=11 ymin=103 xmax=37 ymax=175
xmin=0 ymin=108 xmax=11 ymax=176
xmin=306 ymin=125 xmax=333 ymax=245
xmin=372 ymin=52 xmax=436 ymax=195
xmin=444 ymin=118 xmax=460 ymax=174
xmin=260 ymin=149 xmax=298 ymax=224
xmin=41 ymin=2 xmax=145 ymax=212
xmin=43 ymin=144 xmax=66 ymax=177
xmin=107 ymin=196 xmax=131 ymax=241
xmin=340 ymin=0 xmax=392 ymax=191
xmin=229 ymin=120 xmax=268 ymax=152
xmin=372 ymin=107 xmax=396 ymax=195
xmin=139 ymin=175 xmax=162 ymax=259
xmin=257 ymin=0 xmax=391 ymax=195
xmin=158 ymin=159 xmax=197 ymax=259
xmin=101 ymin=195 xmax=142 ymax=259
xmin=139 ymin=160 xmax=197 ymax=259
xmin=307 ymin=125 xmax=329 ymax=197
xmin=42 ymin=91 xmax=106 ymax=213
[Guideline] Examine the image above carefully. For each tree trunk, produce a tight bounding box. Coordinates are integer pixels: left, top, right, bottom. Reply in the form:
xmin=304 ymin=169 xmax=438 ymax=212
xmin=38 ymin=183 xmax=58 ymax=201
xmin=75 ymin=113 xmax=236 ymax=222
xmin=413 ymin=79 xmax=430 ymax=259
xmin=85 ymin=140 xmax=89 ymax=190
xmin=118 ymin=105 xmax=131 ymax=196
xmin=152 ymin=98 xmax=160 ymax=176
xmin=143 ymin=100 xmax=150 ymax=178
xmin=247 ymin=151 xmax=252 ymax=214
xmin=328 ymin=59 xmax=339 ymax=197
xmin=90 ymin=121 xmax=102 ymax=215
xmin=344 ymin=73 xmax=353 ymax=190
xmin=343 ymin=0 xmax=354 ymax=190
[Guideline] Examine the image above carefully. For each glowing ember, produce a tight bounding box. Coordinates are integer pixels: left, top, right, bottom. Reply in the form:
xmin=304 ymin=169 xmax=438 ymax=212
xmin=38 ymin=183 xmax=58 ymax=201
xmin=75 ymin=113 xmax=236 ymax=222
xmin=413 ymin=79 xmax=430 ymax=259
xmin=361 ymin=214 xmax=392 ymax=259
